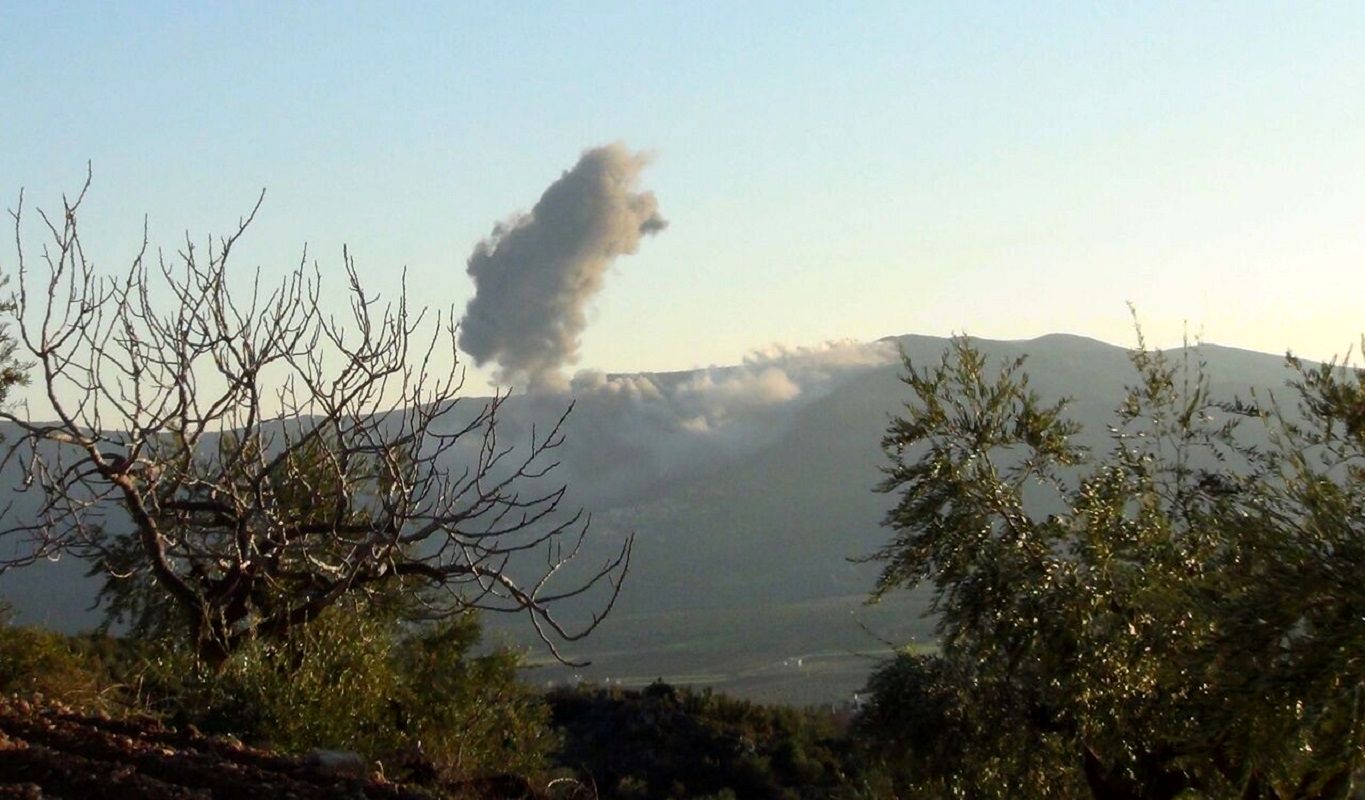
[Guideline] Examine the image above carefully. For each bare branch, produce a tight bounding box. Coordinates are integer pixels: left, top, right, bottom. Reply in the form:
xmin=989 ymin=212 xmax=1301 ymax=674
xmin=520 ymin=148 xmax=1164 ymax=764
xmin=1 ymin=178 xmax=624 ymax=665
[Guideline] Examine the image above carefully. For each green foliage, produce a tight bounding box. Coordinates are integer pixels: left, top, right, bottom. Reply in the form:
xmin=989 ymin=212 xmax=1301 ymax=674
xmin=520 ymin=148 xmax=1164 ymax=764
xmin=394 ymin=616 xmax=555 ymax=780
xmin=0 ymin=604 xmax=109 ymax=707
xmin=862 ymin=335 xmax=1365 ymax=798
xmin=138 ymin=604 xmax=553 ymax=783
xmin=0 ymin=600 xmax=555 ymax=788
xmin=0 ymin=275 xmax=28 ymax=404
xmin=141 ymin=605 xmax=396 ymax=752
xmin=70 ymin=430 xmax=558 ymax=786
xmin=92 ymin=431 xmax=410 ymax=655
xmin=550 ymin=681 xmax=879 ymax=799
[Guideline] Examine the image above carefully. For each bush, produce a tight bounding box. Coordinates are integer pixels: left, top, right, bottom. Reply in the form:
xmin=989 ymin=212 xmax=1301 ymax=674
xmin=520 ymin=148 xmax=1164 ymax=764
xmin=137 ymin=604 xmax=553 ymax=783
xmin=393 ymin=616 xmax=555 ymax=780
xmin=549 ymin=682 xmax=877 ymax=799
xmin=0 ymin=604 xmax=111 ymax=707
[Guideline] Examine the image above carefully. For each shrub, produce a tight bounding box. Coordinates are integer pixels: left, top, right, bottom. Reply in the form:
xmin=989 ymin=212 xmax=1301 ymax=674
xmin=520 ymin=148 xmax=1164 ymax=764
xmin=549 ymin=682 xmax=875 ymax=799
xmin=393 ymin=617 xmax=555 ymax=780
xmin=0 ymin=604 xmax=110 ymax=707
xmin=137 ymin=604 xmax=553 ymax=783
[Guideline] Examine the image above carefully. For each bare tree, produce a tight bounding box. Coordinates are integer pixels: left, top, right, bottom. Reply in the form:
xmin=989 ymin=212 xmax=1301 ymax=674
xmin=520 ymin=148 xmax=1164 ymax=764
xmin=0 ymin=173 xmax=629 ymax=666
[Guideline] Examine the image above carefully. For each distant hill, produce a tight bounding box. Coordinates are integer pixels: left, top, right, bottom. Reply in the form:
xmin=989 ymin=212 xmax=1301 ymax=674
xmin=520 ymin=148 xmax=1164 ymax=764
xmin=483 ymin=333 xmax=1297 ymax=703
xmin=0 ymin=334 xmax=1300 ymax=703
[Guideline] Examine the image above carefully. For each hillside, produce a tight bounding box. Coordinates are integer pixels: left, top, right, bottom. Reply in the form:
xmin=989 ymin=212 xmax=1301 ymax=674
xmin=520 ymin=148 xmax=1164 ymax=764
xmin=0 ymin=333 xmax=1299 ymax=703
xmin=488 ymin=333 xmax=1298 ymax=702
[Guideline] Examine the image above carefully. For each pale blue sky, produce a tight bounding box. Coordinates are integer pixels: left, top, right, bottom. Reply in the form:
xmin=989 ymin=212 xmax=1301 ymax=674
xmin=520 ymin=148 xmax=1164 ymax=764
xmin=3 ymin=2 xmax=1363 ymax=387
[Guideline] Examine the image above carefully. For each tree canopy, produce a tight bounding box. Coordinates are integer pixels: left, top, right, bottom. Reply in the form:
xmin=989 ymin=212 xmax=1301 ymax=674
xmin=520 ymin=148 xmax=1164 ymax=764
xmin=862 ymin=334 xmax=1365 ymax=799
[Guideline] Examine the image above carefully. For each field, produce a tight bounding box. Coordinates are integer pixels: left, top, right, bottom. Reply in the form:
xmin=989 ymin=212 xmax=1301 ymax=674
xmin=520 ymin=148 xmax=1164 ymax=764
xmin=494 ymin=589 xmax=937 ymax=706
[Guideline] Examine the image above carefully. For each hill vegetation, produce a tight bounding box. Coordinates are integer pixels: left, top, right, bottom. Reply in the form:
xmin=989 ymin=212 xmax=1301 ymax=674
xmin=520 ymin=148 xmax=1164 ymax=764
xmin=0 ymin=609 xmax=887 ymax=797
xmin=859 ymin=334 xmax=1365 ymax=798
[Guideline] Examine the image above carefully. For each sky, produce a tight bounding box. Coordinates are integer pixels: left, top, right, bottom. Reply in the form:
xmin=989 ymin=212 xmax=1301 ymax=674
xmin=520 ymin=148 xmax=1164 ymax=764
xmin=3 ymin=2 xmax=1364 ymax=391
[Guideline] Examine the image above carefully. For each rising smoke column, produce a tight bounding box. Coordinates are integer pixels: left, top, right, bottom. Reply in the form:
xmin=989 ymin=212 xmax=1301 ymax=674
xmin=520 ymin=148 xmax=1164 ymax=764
xmin=459 ymin=143 xmax=667 ymax=390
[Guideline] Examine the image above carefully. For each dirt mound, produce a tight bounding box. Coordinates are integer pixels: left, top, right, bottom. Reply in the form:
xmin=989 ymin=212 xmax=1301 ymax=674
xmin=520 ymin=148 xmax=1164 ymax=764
xmin=0 ymin=697 xmax=437 ymax=799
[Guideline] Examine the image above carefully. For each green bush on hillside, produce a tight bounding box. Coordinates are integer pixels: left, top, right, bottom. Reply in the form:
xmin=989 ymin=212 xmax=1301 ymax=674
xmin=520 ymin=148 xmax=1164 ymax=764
xmin=136 ymin=604 xmax=554 ymax=783
xmin=0 ymin=603 xmax=111 ymax=707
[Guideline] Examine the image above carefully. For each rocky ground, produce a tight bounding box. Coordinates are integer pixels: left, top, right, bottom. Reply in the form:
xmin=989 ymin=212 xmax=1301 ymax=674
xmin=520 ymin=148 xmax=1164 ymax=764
xmin=0 ymin=697 xmax=548 ymax=799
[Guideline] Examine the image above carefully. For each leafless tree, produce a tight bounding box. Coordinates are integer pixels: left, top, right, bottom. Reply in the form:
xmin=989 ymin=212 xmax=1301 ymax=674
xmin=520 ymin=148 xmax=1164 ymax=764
xmin=0 ymin=173 xmax=629 ymax=666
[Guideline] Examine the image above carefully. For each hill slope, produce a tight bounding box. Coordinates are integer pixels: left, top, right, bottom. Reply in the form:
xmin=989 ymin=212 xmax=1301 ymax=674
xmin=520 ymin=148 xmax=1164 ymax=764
xmin=0 ymin=334 xmax=1299 ymax=703
xmin=486 ymin=334 xmax=1296 ymax=702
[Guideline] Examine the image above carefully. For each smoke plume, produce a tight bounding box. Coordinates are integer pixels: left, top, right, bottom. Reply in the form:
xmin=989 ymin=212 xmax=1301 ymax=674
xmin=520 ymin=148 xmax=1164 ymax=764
xmin=500 ymin=339 xmax=900 ymax=507
xmin=459 ymin=143 xmax=667 ymax=391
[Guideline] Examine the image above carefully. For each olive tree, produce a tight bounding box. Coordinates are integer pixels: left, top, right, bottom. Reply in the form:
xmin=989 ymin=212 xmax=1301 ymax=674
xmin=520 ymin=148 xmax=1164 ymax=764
xmin=0 ymin=175 xmax=628 ymax=665
xmin=862 ymin=334 xmax=1365 ymax=799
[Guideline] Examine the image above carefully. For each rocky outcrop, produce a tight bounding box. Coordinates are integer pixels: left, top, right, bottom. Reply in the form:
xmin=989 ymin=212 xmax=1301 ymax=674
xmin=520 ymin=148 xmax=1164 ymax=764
xmin=0 ymin=697 xmax=434 ymax=799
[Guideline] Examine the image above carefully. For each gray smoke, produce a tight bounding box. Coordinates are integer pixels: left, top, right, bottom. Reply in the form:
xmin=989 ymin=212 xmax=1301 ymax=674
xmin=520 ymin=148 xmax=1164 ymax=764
xmin=502 ymin=339 xmax=900 ymax=507
xmin=459 ymin=143 xmax=667 ymax=391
